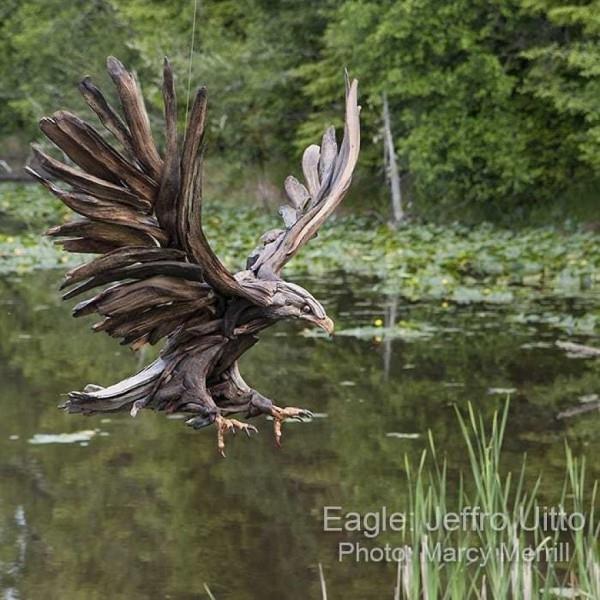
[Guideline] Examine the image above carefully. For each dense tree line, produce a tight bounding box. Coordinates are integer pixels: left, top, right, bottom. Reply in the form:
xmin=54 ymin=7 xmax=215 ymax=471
xmin=0 ymin=0 xmax=598 ymax=219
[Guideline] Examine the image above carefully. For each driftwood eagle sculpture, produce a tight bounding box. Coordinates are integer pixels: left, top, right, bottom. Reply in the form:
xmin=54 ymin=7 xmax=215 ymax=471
xmin=28 ymin=57 xmax=360 ymax=455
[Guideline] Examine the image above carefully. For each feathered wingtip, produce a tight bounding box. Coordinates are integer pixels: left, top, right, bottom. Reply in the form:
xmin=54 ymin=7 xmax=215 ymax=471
xmin=253 ymin=71 xmax=360 ymax=276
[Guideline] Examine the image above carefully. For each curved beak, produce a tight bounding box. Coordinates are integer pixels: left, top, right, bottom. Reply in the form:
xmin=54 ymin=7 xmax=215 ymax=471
xmin=317 ymin=316 xmax=335 ymax=335
xmin=300 ymin=314 xmax=335 ymax=335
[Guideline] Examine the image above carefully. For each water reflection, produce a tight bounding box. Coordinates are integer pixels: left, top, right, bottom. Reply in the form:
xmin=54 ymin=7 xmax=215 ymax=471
xmin=0 ymin=271 xmax=598 ymax=598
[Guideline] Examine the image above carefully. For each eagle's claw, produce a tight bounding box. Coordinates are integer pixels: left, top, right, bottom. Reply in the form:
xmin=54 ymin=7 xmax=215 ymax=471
xmin=215 ymin=415 xmax=258 ymax=457
xmin=271 ymin=406 xmax=313 ymax=447
xmin=292 ymin=409 xmax=313 ymax=422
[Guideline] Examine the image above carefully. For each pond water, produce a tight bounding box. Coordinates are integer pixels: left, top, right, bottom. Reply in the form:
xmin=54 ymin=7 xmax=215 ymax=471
xmin=0 ymin=270 xmax=598 ymax=599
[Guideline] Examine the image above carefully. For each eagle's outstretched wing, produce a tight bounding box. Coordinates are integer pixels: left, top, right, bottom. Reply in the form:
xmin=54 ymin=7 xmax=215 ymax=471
xmin=248 ymin=76 xmax=360 ymax=279
xmin=27 ymin=57 xmax=259 ymax=351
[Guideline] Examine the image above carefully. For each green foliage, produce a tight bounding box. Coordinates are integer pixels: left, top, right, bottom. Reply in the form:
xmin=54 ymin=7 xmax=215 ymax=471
xmin=522 ymin=0 xmax=600 ymax=169
xmin=0 ymin=1 xmax=599 ymax=218
xmin=0 ymin=0 xmax=139 ymax=140
xmin=0 ymin=183 xmax=67 ymax=231
xmin=301 ymin=0 xmax=600 ymax=213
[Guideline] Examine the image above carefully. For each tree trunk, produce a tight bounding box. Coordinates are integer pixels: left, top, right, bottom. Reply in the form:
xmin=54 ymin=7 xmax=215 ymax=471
xmin=382 ymin=93 xmax=403 ymax=226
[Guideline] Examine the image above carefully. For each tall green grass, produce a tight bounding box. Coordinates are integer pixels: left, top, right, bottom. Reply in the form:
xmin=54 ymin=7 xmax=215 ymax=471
xmin=319 ymin=402 xmax=598 ymax=600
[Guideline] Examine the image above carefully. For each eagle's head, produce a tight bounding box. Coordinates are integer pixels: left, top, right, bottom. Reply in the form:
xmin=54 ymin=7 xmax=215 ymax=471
xmin=266 ymin=281 xmax=334 ymax=334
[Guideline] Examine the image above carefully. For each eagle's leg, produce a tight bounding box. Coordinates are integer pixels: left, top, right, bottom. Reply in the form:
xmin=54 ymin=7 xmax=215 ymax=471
xmin=146 ymin=341 xmax=255 ymax=456
xmin=224 ymin=387 xmax=313 ymax=448
xmin=210 ymin=362 xmax=313 ymax=447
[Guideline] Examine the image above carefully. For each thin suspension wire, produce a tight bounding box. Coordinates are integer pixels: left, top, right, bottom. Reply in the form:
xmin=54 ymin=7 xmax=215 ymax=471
xmin=185 ymin=0 xmax=199 ymax=123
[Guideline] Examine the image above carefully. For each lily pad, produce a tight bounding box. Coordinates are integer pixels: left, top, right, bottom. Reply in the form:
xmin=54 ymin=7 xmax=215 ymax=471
xmin=487 ymin=387 xmax=517 ymax=395
xmin=28 ymin=430 xmax=98 ymax=445
xmin=335 ymin=324 xmax=436 ymax=340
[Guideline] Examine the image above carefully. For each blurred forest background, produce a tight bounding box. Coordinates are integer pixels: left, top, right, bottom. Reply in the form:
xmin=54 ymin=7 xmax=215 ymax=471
xmin=1 ymin=0 xmax=599 ymax=225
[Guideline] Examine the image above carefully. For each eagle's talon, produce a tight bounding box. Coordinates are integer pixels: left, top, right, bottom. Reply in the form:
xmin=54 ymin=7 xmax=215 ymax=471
xmin=288 ymin=409 xmax=313 ymax=423
xmin=271 ymin=406 xmax=313 ymax=447
xmin=298 ymin=409 xmax=314 ymax=421
xmin=215 ymin=415 xmax=257 ymax=456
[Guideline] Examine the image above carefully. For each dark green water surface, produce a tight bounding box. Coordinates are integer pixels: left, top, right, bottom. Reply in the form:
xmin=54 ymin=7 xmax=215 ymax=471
xmin=0 ymin=271 xmax=598 ymax=599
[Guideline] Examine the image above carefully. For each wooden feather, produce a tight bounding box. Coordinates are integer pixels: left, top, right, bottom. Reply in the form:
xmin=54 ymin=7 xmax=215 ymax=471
xmin=284 ymin=175 xmax=310 ymax=210
xmin=30 ymin=148 xmax=150 ymax=211
xmin=47 ymin=220 xmax=155 ymax=247
xmin=31 ymin=174 xmax=166 ymax=243
xmin=279 ymin=205 xmax=299 ymax=228
xmin=62 ymin=247 xmax=186 ymax=288
xmin=58 ymin=238 xmax=119 ymax=254
xmin=63 ymin=261 xmax=206 ymax=300
xmin=318 ymin=126 xmax=337 ymax=191
xmin=155 ymin=57 xmax=180 ymax=241
xmin=50 ymin=111 xmax=157 ymax=201
xmin=302 ymin=144 xmax=321 ymax=198
xmin=79 ymin=76 xmax=136 ymax=158
xmin=106 ymin=56 xmax=163 ymax=179
xmin=39 ymin=116 xmax=120 ymax=184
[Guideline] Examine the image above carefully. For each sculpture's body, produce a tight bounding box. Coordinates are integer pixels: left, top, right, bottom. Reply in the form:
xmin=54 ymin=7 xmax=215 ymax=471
xmin=29 ymin=57 xmax=360 ymax=454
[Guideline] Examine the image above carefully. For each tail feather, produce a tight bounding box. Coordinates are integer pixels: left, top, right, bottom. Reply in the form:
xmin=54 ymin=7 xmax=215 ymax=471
xmin=63 ymin=358 xmax=166 ymax=414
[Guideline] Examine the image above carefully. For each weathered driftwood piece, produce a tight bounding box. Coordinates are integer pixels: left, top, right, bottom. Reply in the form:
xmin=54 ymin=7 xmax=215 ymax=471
xmin=29 ymin=56 xmax=360 ymax=455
